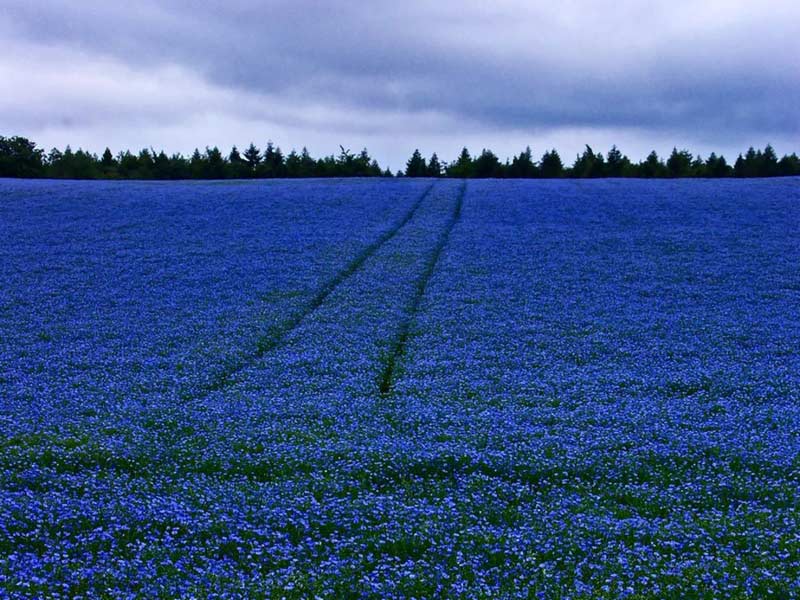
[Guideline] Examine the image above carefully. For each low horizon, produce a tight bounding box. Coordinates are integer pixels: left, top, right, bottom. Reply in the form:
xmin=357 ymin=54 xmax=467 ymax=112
xmin=3 ymin=133 xmax=798 ymax=179
xmin=6 ymin=137 xmax=800 ymax=174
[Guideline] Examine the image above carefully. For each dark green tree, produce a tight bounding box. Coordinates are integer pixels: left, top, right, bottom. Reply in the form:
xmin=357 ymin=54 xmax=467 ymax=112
xmin=473 ymin=148 xmax=504 ymax=178
xmin=0 ymin=136 xmax=45 ymax=177
xmin=228 ymin=146 xmax=249 ymax=179
xmin=735 ymin=147 xmax=760 ymax=177
xmin=100 ymin=148 xmax=116 ymax=167
xmin=354 ymin=148 xmax=380 ymax=177
xmin=243 ymin=143 xmax=261 ymax=175
xmin=509 ymin=146 xmax=538 ymax=178
xmin=261 ymin=142 xmax=286 ymax=177
xmin=189 ymin=149 xmax=206 ymax=179
xmin=666 ymin=148 xmax=693 ymax=177
xmin=761 ymin=144 xmax=779 ymax=177
xmin=639 ymin=151 xmax=667 ymax=178
xmin=405 ymin=149 xmax=428 ymax=177
xmin=689 ymin=154 xmax=707 ymax=177
xmin=571 ymin=145 xmax=605 ymax=177
xmin=204 ymin=146 xmax=226 ymax=179
xmin=705 ymin=153 xmax=731 ymax=177
xmin=605 ymin=145 xmax=631 ymax=177
xmin=152 ymin=150 xmax=171 ymax=179
xmin=284 ymin=150 xmax=301 ymax=177
xmin=300 ymin=147 xmax=316 ymax=177
xmin=427 ymin=153 xmax=443 ymax=177
xmin=540 ymin=149 xmax=564 ymax=178
xmin=447 ymin=147 xmax=474 ymax=178
xmin=778 ymin=153 xmax=800 ymax=176
xmin=136 ymin=149 xmax=155 ymax=179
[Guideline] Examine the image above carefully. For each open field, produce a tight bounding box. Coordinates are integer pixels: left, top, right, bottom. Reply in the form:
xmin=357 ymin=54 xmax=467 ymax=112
xmin=1 ymin=177 xmax=799 ymax=598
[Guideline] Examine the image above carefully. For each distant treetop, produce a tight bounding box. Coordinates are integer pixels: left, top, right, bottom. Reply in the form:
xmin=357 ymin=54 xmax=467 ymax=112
xmin=1 ymin=135 xmax=798 ymax=180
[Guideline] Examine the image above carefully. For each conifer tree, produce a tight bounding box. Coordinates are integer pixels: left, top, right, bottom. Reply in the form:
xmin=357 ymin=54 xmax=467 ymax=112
xmin=405 ymin=149 xmax=428 ymax=177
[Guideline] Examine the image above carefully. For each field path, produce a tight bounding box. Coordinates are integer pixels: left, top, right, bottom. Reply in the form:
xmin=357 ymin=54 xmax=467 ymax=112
xmin=378 ymin=180 xmax=466 ymax=394
xmin=199 ymin=180 xmax=465 ymax=402
xmin=189 ymin=181 xmax=437 ymax=397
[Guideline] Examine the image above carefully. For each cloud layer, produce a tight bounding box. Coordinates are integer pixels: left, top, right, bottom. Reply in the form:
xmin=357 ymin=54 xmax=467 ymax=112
xmin=2 ymin=0 xmax=798 ymax=167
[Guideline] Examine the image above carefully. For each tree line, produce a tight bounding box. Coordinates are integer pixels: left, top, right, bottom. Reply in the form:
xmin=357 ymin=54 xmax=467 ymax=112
xmin=405 ymin=145 xmax=800 ymax=178
xmin=1 ymin=135 xmax=798 ymax=180
xmin=0 ymin=138 xmax=389 ymax=179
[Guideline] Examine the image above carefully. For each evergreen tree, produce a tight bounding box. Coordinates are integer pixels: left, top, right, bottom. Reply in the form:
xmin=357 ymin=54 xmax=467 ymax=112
xmin=300 ymin=147 xmax=316 ymax=177
xmin=571 ymin=145 xmax=605 ymax=177
xmin=204 ymin=146 xmax=226 ymax=179
xmin=405 ymin=149 xmax=428 ymax=177
xmin=243 ymin=143 xmax=261 ymax=175
xmin=735 ymin=147 xmax=760 ymax=177
xmin=778 ymin=153 xmax=800 ymax=176
xmin=705 ymin=153 xmax=731 ymax=177
xmin=761 ymin=144 xmax=779 ymax=177
xmin=428 ymin=153 xmax=443 ymax=177
xmin=639 ymin=151 xmax=667 ymax=178
xmin=100 ymin=148 xmax=116 ymax=168
xmin=353 ymin=148 xmax=379 ymax=176
xmin=228 ymin=146 xmax=249 ymax=178
xmin=98 ymin=148 xmax=118 ymax=178
xmin=189 ymin=149 xmax=205 ymax=179
xmin=666 ymin=148 xmax=693 ymax=177
xmin=151 ymin=151 xmax=170 ymax=179
xmin=605 ymin=145 xmax=631 ymax=177
xmin=689 ymin=154 xmax=707 ymax=177
xmin=262 ymin=142 xmax=286 ymax=177
xmin=271 ymin=146 xmax=286 ymax=177
xmin=473 ymin=148 xmax=504 ymax=178
xmin=540 ymin=149 xmax=564 ymax=178
xmin=509 ymin=146 xmax=537 ymax=178
xmin=284 ymin=150 xmax=301 ymax=177
xmin=447 ymin=147 xmax=474 ymax=178
xmin=137 ymin=149 xmax=155 ymax=179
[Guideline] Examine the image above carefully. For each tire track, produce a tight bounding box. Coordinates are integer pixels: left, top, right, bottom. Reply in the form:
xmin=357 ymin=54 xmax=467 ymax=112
xmin=185 ymin=181 xmax=437 ymax=398
xmin=378 ymin=180 xmax=466 ymax=395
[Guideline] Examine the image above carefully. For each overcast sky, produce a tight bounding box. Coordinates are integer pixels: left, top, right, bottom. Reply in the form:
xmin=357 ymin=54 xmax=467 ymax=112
xmin=2 ymin=1 xmax=798 ymax=170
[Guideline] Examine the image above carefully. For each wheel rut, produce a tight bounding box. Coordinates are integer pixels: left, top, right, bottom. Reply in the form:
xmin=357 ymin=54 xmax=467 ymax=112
xmin=184 ymin=181 xmax=437 ymax=398
xmin=378 ymin=180 xmax=466 ymax=395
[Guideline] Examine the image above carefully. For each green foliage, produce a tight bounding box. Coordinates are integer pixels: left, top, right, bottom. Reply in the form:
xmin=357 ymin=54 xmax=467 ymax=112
xmin=0 ymin=136 xmax=45 ymax=177
xmin=405 ymin=149 xmax=428 ymax=177
xmin=640 ymin=150 xmax=668 ymax=178
xmin=570 ymin=145 xmax=606 ymax=177
xmin=228 ymin=146 xmax=250 ymax=179
xmin=446 ymin=147 xmax=474 ymax=178
xmin=508 ymin=146 xmax=538 ymax=178
xmin=427 ymin=153 xmax=443 ymax=177
xmin=666 ymin=147 xmax=693 ymax=177
xmin=1 ymin=135 xmax=797 ymax=179
xmin=605 ymin=145 xmax=631 ymax=177
xmin=243 ymin=143 xmax=261 ymax=174
xmin=778 ymin=153 xmax=800 ymax=176
xmin=705 ymin=153 xmax=732 ymax=177
xmin=472 ymin=148 xmax=503 ymax=178
xmin=540 ymin=149 xmax=564 ymax=178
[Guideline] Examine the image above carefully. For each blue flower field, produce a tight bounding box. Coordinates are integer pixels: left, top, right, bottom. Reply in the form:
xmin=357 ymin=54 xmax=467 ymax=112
xmin=1 ymin=177 xmax=799 ymax=598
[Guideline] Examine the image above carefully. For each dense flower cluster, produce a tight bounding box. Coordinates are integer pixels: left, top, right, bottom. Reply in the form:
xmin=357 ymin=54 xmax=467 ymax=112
xmin=1 ymin=177 xmax=799 ymax=598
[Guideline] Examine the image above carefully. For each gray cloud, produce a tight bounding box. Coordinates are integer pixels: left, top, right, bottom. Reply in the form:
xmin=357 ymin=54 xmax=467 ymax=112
xmin=1 ymin=0 xmax=798 ymax=166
